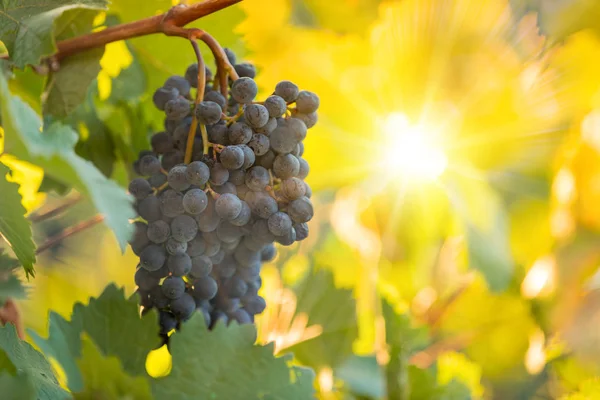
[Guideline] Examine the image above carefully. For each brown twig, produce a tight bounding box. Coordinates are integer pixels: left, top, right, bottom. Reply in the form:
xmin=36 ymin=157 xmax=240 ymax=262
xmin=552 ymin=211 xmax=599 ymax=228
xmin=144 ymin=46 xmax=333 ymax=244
xmin=28 ymin=194 xmax=82 ymax=223
xmin=2 ymin=0 xmax=242 ymax=63
xmin=35 ymin=214 xmax=104 ymax=255
xmin=185 ymin=38 xmax=206 ymax=163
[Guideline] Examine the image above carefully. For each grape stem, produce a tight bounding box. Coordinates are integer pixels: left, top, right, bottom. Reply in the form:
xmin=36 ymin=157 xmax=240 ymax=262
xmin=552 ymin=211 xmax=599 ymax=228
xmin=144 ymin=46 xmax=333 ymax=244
xmin=28 ymin=194 xmax=82 ymax=223
xmin=35 ymin=214 xmax=105 ymax=255
xmin=0 ymin=0 xmax=243 ymax=63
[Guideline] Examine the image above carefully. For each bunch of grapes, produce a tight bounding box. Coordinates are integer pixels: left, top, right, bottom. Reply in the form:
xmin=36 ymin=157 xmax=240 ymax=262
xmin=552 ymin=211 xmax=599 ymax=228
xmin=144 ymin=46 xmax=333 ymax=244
xmin=127 ymin=48 xmax=318 ymax=336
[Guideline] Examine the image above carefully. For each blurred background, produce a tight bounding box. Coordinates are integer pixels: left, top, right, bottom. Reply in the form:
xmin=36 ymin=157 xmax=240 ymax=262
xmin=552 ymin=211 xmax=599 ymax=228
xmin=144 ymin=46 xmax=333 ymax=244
xmin=8 ymin=0 xmax=600 ymax=398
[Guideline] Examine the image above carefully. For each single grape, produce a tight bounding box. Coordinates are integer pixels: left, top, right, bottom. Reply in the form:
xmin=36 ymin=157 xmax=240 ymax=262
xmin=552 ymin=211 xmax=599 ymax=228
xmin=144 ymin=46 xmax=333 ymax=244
xmin=189 ymin=255 xmax=213 ymax=278
xmin=229 ymin=309 xmax=252 ymax=325
xmin=171 ymin=214 xmax=198 ymax=242
xmin=275 ymin=81 xmax=299 ymax=103
xmin=147 ymin=220 xmax=170 ymax=244
xmin=162 ymin=276 xmax=186 ymax=299
xmin=153 ymin=87 xmax=179 ymax=111
xmin=164 ymin=75 xmax=191 ymax=98
xmin=149 ymin=264 xmax=170 ymax=279
xmin=208 ymin=123 xmax=229 ymax=145
xmin=166 ymin=237 xmax=188 ymax=255
xmin=195 ymin=101 xmax=222 ymax=126
xmin=281 ymin=177 xmax=306 ymax=200
xmin=186 ymin=161 xmax=210 ymax=186
xmin=167 ymin=164 xmax=190 ymax=192
xmin=148 ymin=174 xmax=167 ymax=190
xmin=168 ymin=252 xmax=192 ymax=276
xmin=159 ymin=311 xmax=178 ymax=334
xmin=268 ymin=212 xmax=293 ymax=236
xmin=228 ymin=169 xmax=246 ymax=185
xmin=129 ymin=222 xmax=149 ymax=255
xmin=231 ymin=77 xmax=258 ymax=104
xmin=273 ymin=154 xmax=300 ymax=179
xmin=256 ymin=150 xmax=276 ymax=169
xmin=149 ymin=286 xmax=170 ymax=308
xmin=150 ymin=132 xmax=173 ymax=154
xmin=183 ymin=188 xmax=208 ymax=215
xmin=270 ymin=127 xmax=298 ymax=154
xmin=288 ymin=196 xmax=314 ymax=223
xmin=165 ymin=98 xmax=191 ymax=120
xmin=295 ymin=90 xmax=320 ymax=113
xmin=217 ymin=221 xmax=244 ymax=243
xmin=226 ymin=276 xmax=248 ymax=298
xmin=138 ymin=195 xmax=162 ymax=222
xmin=261 ymin=243 xmax=277 ymax=262
xmin=203 ymin=240 xmax=221 ymax=257
xmin=304 ymin=181 xmax=313 ymax=198
xmin=161 ymin=151 xmax=184 ymax=170
xmin=224 ymin=48 xmax=237 ymax=65
xmin=234 ymin=63 xmax=256 ymax=79
xmin=276 ymin=226 xmax=296 ymax=246
xmin=233 ymin=245 xmax=261 ymax=267
xmin=139 ymin=244 xmax=166 ymax=272
xmin=185 ymin=63 xmax=199 ymax=88
xmin=209 ymin=163 xmax=230 ymax=185
xmin=236 ymin=183 xmax=250 ymax=200
xmin=294 ymin=222 xmax=309 ymax=241
xmin=240 ymin=145 xmax=256 ymax=169
xmin=170 ymin=293 xmax=196 ymax=320
xmin=243 ymin=295 xmax=267 ymax=315
xmin=139 ymin=155 xmax=161 ymax=176
xmin=264 ymin=95 xmax=287 ymax=118
xmin=192 ymin=276 xmax=218 ymax=300
xmin=213 ymin=182 xmax=238 ymax=196
xmin=245 ymin=166 xmax=270 ymax=191
xmin=248 ymin=134 xmax=270 ymax=156
xmin=210 ymin=249 xmax=226 ymax=264
xmin=248 ymin=191 xmax=278 ymax=218
xmin=241 ymin=235 xmax=265 ymax=252
xmin=215 ymin=193 xmax=242 ymax=220
xmin=287 ymin=118 xmax=308 ymax=142
xmin=230 ymin=201 xmax=251 ymax=227
xmin=219 ymin=145 xmax=245 ymax=170
xmin=195 ymin=198 xmax=220 ymax=233
xmin=244 ymin=104 xmax=269 ymax=128
xmin=204 ymin=91 xmax=227 ymax=109
xmin=186 ymin=235 xmax=206 ymax=257
xmin=228 ymin=122 xmax=253 ymax=145
xmin=160 ymin=189 xmax=185 ymax=217
xmin=297 ymin=158 xmax=309 ymax=179
xmin=129 ymin=178 xmax=153 ymax=200
xmin=135 ymin=267 xmax=160 ymax=291
xmin=292 ymin=110 xmax=318 ymax=129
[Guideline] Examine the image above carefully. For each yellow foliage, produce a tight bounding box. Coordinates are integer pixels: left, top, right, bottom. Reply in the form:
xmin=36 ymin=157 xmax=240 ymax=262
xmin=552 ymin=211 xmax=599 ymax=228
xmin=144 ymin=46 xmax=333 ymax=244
xmin=437 ymin=351 xmax=485 ymax=398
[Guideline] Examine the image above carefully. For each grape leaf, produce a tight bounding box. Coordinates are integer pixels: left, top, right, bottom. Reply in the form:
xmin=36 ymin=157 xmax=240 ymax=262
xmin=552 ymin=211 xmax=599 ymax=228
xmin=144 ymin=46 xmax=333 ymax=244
xmin=0 ymin=324 xmax=67 ymax=400
xmin=0 ymin=373 xmax=36 ymax=400
xmin=0 ymin=163 xmax=35 ymax=277
xmin=43 ymin=48 xmax=105 ymax=118
xmin=73 ymin=335 xmax=152 ymax=400
xmin=287 ymin=267 xmax=358 ymax=368
xmin=30 ymin=285 xmax=160 ymax=392
xmin=0 ymin=71 xmax=135 ymax=250
xmin=336 ymin=355 xmax=385 ymax=399
xmin=0 ymin=0 xmax=108 ymax=68
xmin=152 ymin=314 xmax=315 ymax=400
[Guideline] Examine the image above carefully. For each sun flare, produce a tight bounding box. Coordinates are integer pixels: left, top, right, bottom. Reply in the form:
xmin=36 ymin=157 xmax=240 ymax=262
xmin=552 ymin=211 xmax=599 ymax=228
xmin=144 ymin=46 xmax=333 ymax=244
xmin=380 ymin=113 xmax=448 ymax=182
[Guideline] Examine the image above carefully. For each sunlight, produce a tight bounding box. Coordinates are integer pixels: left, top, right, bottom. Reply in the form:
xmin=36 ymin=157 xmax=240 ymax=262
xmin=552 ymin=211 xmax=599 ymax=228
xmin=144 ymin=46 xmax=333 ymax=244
xmin=381 ymin=113 xmax=448 ymax=181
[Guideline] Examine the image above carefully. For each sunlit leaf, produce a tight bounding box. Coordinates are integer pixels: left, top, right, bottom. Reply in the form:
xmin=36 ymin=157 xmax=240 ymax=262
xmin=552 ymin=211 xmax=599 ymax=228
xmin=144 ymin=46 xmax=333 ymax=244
xmin=0 ymin=163 xmax=35 ymax=276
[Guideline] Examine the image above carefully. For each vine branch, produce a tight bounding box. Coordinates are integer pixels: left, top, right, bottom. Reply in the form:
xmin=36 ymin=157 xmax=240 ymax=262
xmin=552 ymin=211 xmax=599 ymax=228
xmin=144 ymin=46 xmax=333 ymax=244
xmin=16 ymin=0 xmax=242 ymax=62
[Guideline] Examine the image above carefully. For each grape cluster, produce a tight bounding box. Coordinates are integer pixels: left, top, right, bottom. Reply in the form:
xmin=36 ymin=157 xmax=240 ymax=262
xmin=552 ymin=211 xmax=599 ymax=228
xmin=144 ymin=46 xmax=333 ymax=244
xmin=128 ymin=49 xmax=318 ymax=335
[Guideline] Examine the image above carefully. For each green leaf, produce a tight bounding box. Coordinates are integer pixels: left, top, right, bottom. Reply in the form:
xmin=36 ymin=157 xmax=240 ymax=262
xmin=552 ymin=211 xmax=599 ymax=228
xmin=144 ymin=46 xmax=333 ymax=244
xmin=54 ymin=8 xmax=100 ymax=41
xmin=0 ymin=163 xmax=35 ymax=277
xmin=0 ymin=373 xmax=37 ymax=400
xmin=73 ymin=335 xmax=152 ymax=400
xmin=43 ymin=48 xmax=104 ymax=118
xmin=0 ymin=71 xmax=135 ymax=250
xmin=509 ymin=0 xmax=600 ymax=42
xmin=0 ymin=349 xmax=17 ymax=375
xmin=152 ymin=314 xmax=315 ymax=400
xmin=0 ymin=0 xmax=108 ymax=68
xmin=70 ymin=87 xmax=117 ymax=177
xmin=445 ymin=173 xmax=514 ymax=291
xmin=0 ymin=324 xmax=68 ymax=399
xmin=335 ymin=355 xmax=385 ymax=399
xmin=30 ymin=284 xmax=160 ymax=392
xmin=287 ymin=267 xmax=358 ymax=368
